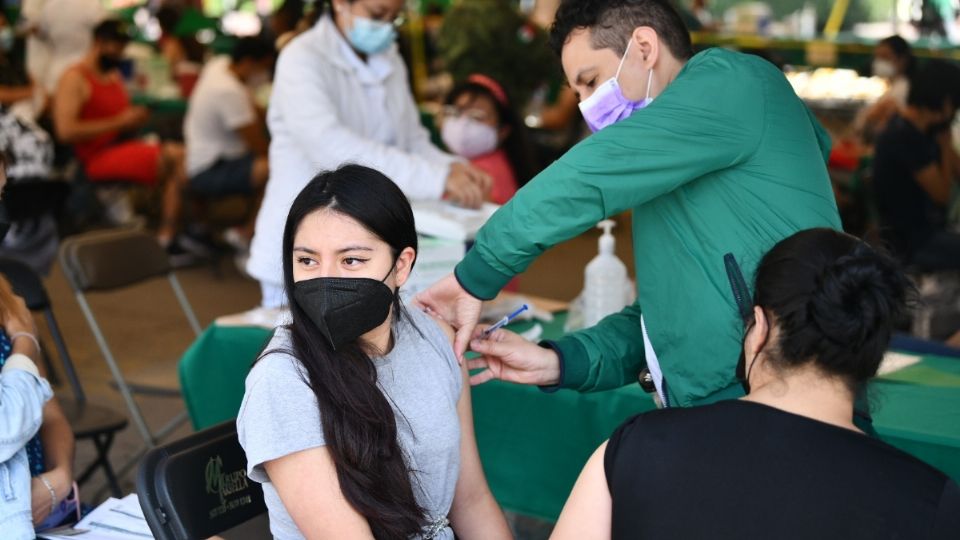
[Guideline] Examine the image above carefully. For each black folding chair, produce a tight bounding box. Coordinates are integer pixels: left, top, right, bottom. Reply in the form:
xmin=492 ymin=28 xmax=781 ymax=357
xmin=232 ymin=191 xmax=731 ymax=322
xmin=137 ymin=421 xmax=267 ymax=540
xmin=0 ymin=256 xmax=129 ymax=496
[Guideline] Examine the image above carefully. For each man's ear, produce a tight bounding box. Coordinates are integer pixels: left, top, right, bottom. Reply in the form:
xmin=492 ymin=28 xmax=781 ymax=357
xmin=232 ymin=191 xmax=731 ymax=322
xmin=631 ymin=26 xmax=660 ymax=68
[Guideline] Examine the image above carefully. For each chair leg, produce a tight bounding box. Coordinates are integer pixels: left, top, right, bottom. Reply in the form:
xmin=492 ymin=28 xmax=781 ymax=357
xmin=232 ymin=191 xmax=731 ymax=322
xmin=77 ymin=432 xmax=122 ymax=498
xmin=75 ymin=292 xmax=156 ymax=447
xmin=44 ymin=308 xmax=86 ymax=403
xmin=95 ymin=433 xmax=123 ymax=498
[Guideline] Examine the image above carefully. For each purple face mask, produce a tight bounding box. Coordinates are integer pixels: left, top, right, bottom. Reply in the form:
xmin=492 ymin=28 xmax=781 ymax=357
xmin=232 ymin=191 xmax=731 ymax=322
xmin=578 ymin=40 xmax=654 ymax=133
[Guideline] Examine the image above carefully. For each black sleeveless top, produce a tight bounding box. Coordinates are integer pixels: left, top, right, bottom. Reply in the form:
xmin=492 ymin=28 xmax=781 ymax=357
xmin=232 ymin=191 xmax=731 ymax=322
xmin=605 ymin=400 xmax=960 ymax=539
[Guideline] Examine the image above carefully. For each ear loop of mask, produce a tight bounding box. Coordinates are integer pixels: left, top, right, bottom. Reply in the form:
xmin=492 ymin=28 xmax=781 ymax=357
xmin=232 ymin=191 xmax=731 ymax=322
xmin=743 ymin=315 xmax=769 ymax=387
xmin=615 ymin=39 xmax=654 ymax=102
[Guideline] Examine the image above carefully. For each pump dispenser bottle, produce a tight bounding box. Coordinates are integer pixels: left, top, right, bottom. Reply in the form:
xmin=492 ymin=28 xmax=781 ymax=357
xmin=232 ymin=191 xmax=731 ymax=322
xmin=583 ymin=220 xmax=630 ymax=327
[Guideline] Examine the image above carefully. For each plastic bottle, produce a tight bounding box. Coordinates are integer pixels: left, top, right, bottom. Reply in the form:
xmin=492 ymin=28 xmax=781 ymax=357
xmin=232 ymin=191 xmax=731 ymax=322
xmin=583 ymin=220 xmax=630 ymax=327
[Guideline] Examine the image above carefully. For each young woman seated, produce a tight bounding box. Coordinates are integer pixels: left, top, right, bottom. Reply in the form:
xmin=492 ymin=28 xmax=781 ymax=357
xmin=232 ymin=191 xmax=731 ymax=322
xmin=237 ymin=164 xmax=511 ymax=540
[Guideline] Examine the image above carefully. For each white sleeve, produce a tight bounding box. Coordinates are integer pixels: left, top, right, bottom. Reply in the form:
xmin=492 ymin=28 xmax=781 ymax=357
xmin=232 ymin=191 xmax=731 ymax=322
xmin=218 ymin=87 xmax=257 ymax=131
xmin=271 ymin=50 xmax=448 ymax=201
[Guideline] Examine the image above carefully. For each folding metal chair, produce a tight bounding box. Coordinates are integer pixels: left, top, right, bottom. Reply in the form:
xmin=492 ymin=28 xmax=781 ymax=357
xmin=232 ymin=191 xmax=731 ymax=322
xmin=0 ymin=256 xmax=129 ymax=496
xmin=59 ymin=229 xmax=201 ymax=453
xmin=137 ymin=421 xmax=267 ymax=540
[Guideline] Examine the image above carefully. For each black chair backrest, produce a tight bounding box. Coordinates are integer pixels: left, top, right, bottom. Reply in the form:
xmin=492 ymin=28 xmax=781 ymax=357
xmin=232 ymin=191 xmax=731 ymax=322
xmin=0 ymin=257 xmax=49 ymax=310
xmin=137 ymin=421 xmax=266 ymax=540
xmin=59 ymin=229 xmax=171 ymax=292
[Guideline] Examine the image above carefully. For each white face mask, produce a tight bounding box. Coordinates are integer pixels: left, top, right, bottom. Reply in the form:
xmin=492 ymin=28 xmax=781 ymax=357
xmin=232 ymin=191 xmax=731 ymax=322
xmin=873 ymin=58 xmax=897 ymax=79
xmin=441 ymin=116 xmax=499 ymax=159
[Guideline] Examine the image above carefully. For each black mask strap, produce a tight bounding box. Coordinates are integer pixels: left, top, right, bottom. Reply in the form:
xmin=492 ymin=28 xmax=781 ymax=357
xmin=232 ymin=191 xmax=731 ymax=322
xmin=726 ymin=253 xmax=757 ymax=393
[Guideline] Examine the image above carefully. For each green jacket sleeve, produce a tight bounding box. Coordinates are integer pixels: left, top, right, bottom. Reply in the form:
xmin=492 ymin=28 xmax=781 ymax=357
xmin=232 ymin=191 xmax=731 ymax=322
xmin=549 ymin=300 xmax=647 ymax=392
xmin=456 ymin=52 xmax=764 ymax=299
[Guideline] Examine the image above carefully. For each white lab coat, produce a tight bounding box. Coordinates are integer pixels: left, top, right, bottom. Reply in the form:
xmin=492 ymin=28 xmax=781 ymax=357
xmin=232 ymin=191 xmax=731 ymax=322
xmin=247 ymin=15 xmax=457 ymax=288
xmin=23 ymin=0 xmax=103 ymax=92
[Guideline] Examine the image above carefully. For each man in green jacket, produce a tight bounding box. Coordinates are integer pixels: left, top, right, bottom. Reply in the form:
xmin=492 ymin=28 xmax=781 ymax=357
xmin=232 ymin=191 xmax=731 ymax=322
xmin=417 ymin=0 xmax=841 ymax=407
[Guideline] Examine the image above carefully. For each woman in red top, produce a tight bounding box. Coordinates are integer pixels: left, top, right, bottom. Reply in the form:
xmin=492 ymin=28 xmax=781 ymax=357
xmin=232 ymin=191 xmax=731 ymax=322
xmin=441 ymin=74 xmax=536 ymax=205
xmin=53 ymin=19 xmax=188 ymax=254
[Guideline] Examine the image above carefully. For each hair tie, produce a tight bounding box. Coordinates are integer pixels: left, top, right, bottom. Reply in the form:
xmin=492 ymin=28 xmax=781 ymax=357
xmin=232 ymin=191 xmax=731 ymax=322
xmin=467 ymin=74 xmax=509 ymax=106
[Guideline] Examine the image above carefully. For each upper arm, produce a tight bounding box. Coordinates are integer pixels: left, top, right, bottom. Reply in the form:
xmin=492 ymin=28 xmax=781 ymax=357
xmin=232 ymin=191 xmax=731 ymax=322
xmin=448 ymin=349 xmax=511 ymax=540
xmin=264 ymin=447 xmax=374 ymax=539
xmin=914 ymin=162 xmax=950 ymax=206
xmin=52 ymin=71 xmax=85 ymax=140
xmin=235 ymin=122 xmax=267 ymax=155
xmin=551 ymin=442 xmax=612 ymax=540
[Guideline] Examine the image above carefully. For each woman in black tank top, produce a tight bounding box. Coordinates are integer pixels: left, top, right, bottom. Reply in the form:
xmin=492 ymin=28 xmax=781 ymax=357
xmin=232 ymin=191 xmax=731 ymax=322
xmin=551 ymin=228 xmax=960 ymax=539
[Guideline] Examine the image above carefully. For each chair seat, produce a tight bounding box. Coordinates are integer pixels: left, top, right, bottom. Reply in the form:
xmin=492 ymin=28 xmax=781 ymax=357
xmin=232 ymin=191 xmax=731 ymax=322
xmin=61 ymin=400 xmax=129 ymax=439
xmin=108 ymin=379 xmax=182 ymax=398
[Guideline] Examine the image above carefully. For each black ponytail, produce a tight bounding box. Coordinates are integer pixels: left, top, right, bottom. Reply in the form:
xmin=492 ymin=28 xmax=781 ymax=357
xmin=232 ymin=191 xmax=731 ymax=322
xmin=753 ymin=228 xmax=914 ymax=387
xmin=264 ymin=164 xmax=425 ymax=539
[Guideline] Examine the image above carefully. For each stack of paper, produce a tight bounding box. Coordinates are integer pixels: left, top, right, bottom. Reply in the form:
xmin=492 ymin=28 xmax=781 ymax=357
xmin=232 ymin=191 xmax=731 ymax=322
xmin=411 ymin=200 xmax=500 ymax=242
xmin=41 ymin=494 xmax=153 ymax=540
xmin=403 ymin=235 xmax=466 ymax=296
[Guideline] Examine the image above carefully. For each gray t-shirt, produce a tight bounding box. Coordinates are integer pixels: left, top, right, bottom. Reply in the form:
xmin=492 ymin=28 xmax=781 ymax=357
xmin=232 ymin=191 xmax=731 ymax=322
xmin=236 ymin=306 xmax=462 ymax=539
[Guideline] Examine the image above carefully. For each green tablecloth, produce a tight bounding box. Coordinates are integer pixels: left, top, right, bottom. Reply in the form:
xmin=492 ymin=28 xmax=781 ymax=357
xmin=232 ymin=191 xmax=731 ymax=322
xmin=178 ymin=314 xmax=960 ymax=521
xmin=131 ymin=94 xmax=188 ymax=114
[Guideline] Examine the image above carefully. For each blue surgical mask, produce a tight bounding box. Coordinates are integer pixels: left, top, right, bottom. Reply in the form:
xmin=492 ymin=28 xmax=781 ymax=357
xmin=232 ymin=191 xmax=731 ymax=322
xmin=347 ymin=15 xmax=396 ymax=56
xmin=578 ymin=39 xmax=654 ymax=133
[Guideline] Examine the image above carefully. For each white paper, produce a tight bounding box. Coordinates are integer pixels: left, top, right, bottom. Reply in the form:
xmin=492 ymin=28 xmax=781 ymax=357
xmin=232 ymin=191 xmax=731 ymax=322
xmin=877 ymin=351 xmax=923 ymax=376
xmin=411 ymin=200 xmax=499 ymax=241
xmin=42 ymin=494 xmax=154 ymax=540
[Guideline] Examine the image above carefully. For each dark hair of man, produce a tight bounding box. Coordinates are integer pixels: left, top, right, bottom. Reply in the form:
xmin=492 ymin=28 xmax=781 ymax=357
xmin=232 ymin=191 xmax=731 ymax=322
xmin=907 ymin=59 xmax=960 ymax=112
xmin=231 ymin=36 xmax=276 ymax=63
xmin=262 ymin=164 xmax=425 ymax=539
xmin=445 ymin=79 xmax=539 ymax=187
xmin=549 ymin=0 xmax=694 ymax=60
xmin=92 ymin=19 xmax=131 ymax=46
xmin=752 ymin=228 xmax=913 ymax=390
xmin=879 ymin=35 xmax=916 ymax=77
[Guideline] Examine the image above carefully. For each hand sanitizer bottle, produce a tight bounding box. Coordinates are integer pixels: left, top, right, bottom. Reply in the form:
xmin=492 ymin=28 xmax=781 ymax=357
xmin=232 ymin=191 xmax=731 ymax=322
xmin=583 ymin=220 xmax=629 ymax=327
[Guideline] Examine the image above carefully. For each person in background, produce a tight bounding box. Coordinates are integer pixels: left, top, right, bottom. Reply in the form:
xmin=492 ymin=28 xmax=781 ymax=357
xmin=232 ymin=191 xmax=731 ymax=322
xmin=690 ymin=0 xmax=717 ymax=31
xmin=856 ymin=35 xmax=916 ymax=141
xmin=0 ymin=13 xmax=39 ymax=112
xmin=0 ymin=104 xmax=59 ymax=276
xmin=53 ymin=19 xmax=193 ymax=262
xmin=0 ymin=156 xmax=77 ymax=534
xmin=551 ymin=228 xmax=960 ymax=539
xmin=237 ymin=165 xmax=510 ymax=539
xmin=245 ymin=0 xmax=491 ymax=322
xmin=155 ymin=4 xmax=206 ymax=92
xmin=270 ymin=0 xmax=307 ymax=50
xmin=873 ymin=60 xmax=960 ymax=272
xmin=441 ymin=74 xmax=537 ymax=204
xmin=22 ymin=0 xmax=103 ymax=95
xmin=184 ymin=36 xmax=274 ymax=258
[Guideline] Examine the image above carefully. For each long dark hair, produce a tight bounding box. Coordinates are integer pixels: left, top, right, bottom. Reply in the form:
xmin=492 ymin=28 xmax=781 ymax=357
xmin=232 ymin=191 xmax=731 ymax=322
xmin=270 ymin=164 xmax=424 ymax=539
xmin=752 ymin=228 xmax=913 ymax=388
xmin=445 ymin=78 xmax=539 ymax=187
